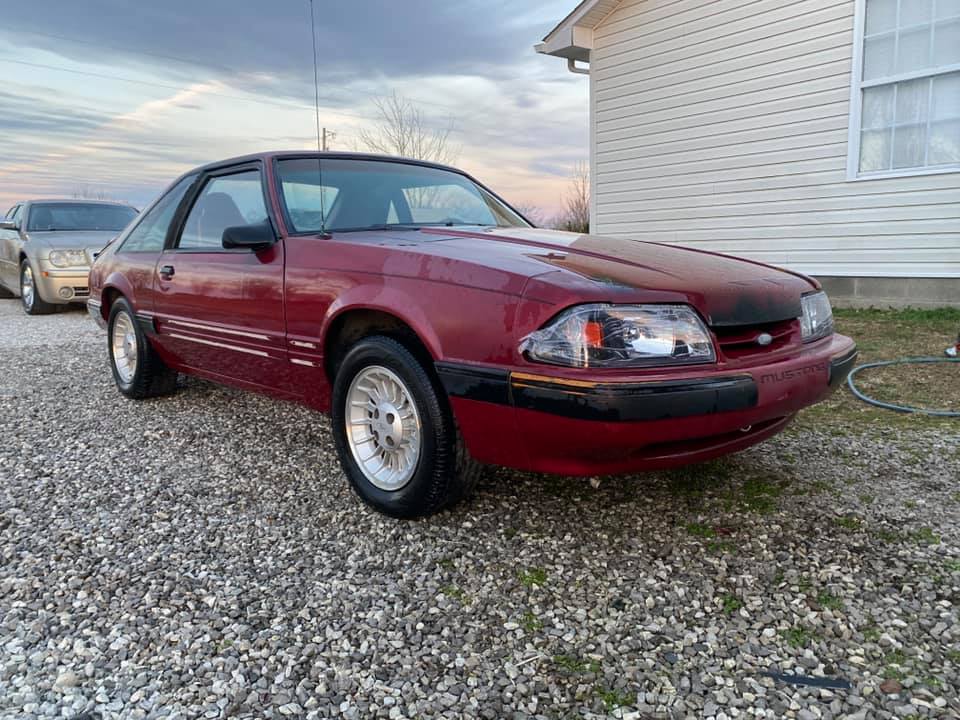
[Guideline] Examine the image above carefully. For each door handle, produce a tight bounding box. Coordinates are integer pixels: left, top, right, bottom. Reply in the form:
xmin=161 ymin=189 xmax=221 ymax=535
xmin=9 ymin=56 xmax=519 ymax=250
xmin=159 ymin=265 xmax=175 ymax=280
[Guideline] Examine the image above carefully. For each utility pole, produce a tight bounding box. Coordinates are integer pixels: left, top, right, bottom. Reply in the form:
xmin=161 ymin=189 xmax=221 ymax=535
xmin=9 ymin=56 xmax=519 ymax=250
xmin=321 ymin=127 xmax=336 ymax=151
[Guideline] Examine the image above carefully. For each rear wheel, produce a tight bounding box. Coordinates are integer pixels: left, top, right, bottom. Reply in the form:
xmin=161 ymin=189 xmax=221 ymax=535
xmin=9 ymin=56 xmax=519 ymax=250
xmin=20 ymin=260 xmax=57 ymax=315
xmin=108 ymin=297 xmax=178 ymax=399
xmin=331 ymin=335 xmax=480 ymax=518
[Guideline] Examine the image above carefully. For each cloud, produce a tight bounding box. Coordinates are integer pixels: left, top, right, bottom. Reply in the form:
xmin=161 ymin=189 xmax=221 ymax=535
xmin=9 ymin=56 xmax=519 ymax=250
xmin=0 ymin=0 xmax=569 ymax=89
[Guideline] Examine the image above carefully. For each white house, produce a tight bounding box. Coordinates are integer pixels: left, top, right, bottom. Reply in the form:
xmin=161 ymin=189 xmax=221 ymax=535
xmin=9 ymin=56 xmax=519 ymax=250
xmin=537 ymin=0 xmax=959 ymax=307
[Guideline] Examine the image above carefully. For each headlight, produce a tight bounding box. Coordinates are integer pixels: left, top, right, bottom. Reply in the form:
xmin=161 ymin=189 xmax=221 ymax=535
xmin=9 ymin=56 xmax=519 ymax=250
xmin=48 ymin=249 xmax=89 ymax=268
xmin=520 ymin=304 xmax=716 ymax=368
xmin=800 ymin=291 xmax=833 ymax=343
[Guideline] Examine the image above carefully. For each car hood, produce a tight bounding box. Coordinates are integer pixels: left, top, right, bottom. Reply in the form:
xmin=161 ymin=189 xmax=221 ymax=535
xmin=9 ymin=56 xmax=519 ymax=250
xmin=419 ymin=227 xmax=816 ymax=327
xmin=27 ymin=230 xmax=118 ymax=260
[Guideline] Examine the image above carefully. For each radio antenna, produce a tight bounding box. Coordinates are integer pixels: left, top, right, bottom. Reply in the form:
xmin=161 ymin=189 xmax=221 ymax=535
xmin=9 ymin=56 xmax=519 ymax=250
xmin=309 ymin=0 xmax=322 ymax=152
xmin=308 ymin=0 xmax=328 ymax=236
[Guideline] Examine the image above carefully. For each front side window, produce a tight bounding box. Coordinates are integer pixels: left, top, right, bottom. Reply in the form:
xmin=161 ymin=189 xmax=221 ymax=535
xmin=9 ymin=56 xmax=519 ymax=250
xmin=178 ymin=170 xmax=268 ymax=250
xmin=26 ymin=203 xmax=138 ymax=232
xmin=118 ymin=175 xmax=195 ymax=253
xmin=276 ymin=158 xmax=528 ymax=233
xmin=852 ymin=0 xmax=960 ymax=176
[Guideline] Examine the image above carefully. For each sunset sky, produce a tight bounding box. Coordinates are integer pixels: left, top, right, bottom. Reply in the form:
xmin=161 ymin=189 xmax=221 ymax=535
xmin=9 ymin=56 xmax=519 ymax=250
xmin=0 ymin=1 xmax=588 ymax=219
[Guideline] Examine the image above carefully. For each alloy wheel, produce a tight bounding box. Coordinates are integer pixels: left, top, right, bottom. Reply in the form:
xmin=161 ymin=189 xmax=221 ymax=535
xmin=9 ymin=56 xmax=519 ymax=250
xmin=20 ymin=264 xmax=34 ymax=310
xmin=345 ymin=365 xmax=422 ymax=491
xmin=112 ymin=311 xmax=138 ymax=383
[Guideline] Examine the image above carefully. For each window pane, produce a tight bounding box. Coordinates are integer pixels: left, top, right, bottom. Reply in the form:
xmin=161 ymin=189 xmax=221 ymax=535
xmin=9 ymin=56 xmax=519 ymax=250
xmin=932 ymin=72 xmax=960 ymax=118
xmin=934 ymin=18 xmax=960 ymax=64
xmin=179 ymin=171 xmax=267 ymax=250
xmin=893 ymin=124 xmax=928 ymax=167
xmin=937 ymin=0 xmax=960 ymax=19
xmin=860 ymin=128 xmax=893 ymax=171
xmin=120 ymin=175 xmax=194 ymax=253
xmin=901 ymin=0 xmax=933 ymax=25
xmin=864 ymin=33 xmax=895 ymax=79
xmin=895 ymin=77 xmax=931 ymax=124
xmin=928 ymin=120 xmax=960 ymax=163
xmin=865 ymin=0 xmax=897 ymax=34
xmin=862 ymin=85 xmax=895 ymax=128
xmin=896 ymin=26 xmax=933 ymax=73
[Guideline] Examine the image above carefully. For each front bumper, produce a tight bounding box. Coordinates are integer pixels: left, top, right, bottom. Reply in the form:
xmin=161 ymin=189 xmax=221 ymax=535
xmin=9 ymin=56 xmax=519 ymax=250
xmin=438 ymin=334 xmax=857 ymax=476
xmin=34 ymin=267 xmax=90 ymax=305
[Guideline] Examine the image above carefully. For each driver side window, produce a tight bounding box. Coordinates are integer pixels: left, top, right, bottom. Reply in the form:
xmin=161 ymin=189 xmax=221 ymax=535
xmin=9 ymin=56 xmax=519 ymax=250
xmin=178 ymin=170 xmax=268 ymax=250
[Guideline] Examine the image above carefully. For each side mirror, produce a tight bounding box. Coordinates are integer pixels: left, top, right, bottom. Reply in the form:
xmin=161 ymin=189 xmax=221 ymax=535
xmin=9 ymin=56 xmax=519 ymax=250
xmin=222 ymin=220 xmax=276 ymax=251
xmin=0 ymin=220 xmax=17 ymax=230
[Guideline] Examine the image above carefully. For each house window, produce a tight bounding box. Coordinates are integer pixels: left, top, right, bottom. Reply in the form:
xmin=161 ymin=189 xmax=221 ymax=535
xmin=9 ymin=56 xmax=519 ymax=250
xmin=849 ymin=0 xmax=960 ymax=178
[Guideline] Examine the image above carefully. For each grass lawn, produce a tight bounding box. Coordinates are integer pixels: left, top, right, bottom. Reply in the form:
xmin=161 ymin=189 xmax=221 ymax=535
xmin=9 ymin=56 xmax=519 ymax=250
xmin=795 ymin=307 xmax=960 ymax=431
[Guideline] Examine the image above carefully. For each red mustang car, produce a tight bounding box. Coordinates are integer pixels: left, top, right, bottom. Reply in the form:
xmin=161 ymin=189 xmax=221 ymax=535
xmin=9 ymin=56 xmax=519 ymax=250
xmin=88 ymin=152 xmax=857 ymax=517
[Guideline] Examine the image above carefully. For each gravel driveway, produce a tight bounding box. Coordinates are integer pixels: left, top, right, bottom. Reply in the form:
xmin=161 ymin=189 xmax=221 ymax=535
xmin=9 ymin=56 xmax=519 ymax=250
xmin=1 ymin=298 xmax=958 ymax=720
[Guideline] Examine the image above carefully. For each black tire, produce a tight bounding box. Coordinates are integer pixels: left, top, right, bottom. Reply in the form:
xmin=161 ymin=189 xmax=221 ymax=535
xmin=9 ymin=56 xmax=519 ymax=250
xmin=107 ymin=297 xmax=178 ymax=399
xmin=20 ymin=259 xmax=57 ymax=315
xmin=331 ymin=335 xmax=481 ymax=518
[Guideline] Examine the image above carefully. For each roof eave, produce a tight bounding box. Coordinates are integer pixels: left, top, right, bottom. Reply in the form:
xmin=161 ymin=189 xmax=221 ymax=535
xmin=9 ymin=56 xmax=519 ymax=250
xmin=534 ymin=25 xmax=593 ymax=62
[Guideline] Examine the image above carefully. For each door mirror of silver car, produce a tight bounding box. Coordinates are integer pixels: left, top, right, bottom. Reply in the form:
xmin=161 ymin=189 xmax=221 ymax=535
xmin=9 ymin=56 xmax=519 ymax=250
xmin=222 ymin=220 xmax=276 ymax=251
xmin=0 ymin=220 xmax=17 ymax=230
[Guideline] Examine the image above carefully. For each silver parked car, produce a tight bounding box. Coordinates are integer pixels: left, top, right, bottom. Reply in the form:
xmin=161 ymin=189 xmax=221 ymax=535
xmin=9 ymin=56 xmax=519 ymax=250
xmin=0 ymin=200 xmax=138 ymax=314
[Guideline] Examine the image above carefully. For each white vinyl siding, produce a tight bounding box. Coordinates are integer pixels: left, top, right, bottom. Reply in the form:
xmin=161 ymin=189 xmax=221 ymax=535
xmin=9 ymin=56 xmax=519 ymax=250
xmin=589 ymin=0 xmax=960 ymax=278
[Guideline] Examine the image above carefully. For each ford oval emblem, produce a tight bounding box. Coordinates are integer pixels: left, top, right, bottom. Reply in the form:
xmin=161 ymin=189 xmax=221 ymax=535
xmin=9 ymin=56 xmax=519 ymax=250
xmin=756 ymin=333 xmax=773 ymax=346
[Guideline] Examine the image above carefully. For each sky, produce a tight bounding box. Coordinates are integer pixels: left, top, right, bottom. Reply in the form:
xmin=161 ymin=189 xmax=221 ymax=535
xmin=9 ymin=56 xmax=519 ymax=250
xmin=0 ymin=1 xmax=588 ymax=219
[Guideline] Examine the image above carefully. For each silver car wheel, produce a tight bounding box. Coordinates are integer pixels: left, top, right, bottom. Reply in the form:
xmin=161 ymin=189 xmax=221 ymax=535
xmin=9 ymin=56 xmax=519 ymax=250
xmin=346 ymin=365 xmax=422 ymax=491
xmin=112 ymin=311 xmax=138 ymax=384
xmin=21 ymin=264 xmax=35 ymax=309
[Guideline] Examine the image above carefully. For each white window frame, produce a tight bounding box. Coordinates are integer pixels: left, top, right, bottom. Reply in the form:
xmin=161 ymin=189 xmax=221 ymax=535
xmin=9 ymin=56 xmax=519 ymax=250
xmin=846 ymin=0 xmax=960 ymax=181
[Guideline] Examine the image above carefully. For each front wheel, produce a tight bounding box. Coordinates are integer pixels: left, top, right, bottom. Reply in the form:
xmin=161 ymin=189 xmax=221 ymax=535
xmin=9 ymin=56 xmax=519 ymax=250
xmin=20 ymin=260 xmax=57 ymax=315
xmin=107 ymin=297 xmax=178 ymax=399
xmin=331 ymin=336 xmax=480 ymax=518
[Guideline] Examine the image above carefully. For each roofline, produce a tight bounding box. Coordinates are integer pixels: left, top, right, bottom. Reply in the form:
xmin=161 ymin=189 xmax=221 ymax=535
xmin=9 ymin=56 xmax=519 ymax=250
xmin=542 ymin=0 xmax=595 ymax=43
xmin=536 ymin=0 xmax=608 ymax=62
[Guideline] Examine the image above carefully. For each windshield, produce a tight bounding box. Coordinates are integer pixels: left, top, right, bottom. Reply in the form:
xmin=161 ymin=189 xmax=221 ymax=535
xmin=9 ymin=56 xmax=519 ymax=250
xmin=276 ymin=158 xmax=529 ymax=233
xmin=27 ymin=203 xmax=138 ymax=232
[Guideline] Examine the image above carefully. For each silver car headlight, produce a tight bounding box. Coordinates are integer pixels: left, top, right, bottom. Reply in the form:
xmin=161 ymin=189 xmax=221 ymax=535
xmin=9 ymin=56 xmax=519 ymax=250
xmin=520 ymin=304 xmax=716 ymax=368
xmin=800 ymin=291 xmax=833 ymax=343
xmin=48 ymin=249 xmax=89 ymax=268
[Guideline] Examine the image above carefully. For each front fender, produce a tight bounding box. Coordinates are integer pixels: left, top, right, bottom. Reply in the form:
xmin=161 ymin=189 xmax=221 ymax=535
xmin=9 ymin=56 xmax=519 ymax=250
xmin=320 ymin=283 xmax=445 ymax=360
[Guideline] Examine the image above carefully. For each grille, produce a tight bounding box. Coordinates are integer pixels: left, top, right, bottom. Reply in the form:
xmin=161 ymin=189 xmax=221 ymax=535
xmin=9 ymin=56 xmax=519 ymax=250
xmin=712 ymin=318 xmax=798 ymax=360
xmin=72 ymin=287 xmax=90 ymax=298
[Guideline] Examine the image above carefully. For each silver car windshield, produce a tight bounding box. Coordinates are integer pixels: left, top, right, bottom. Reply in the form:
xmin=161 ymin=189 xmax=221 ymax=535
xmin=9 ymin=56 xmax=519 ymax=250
xmin=27 ymin=203 xmax=137 ymax=232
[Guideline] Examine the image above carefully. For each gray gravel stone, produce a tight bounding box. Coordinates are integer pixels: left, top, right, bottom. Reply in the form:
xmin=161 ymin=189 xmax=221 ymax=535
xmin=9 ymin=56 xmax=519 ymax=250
xmin=1 ymin=299 xmax=959 ymax=719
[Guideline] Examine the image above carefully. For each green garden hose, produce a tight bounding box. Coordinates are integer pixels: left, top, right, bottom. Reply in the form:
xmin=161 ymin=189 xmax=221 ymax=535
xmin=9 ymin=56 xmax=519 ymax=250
xmin=847 ymin=357 xmax=960 ymax=417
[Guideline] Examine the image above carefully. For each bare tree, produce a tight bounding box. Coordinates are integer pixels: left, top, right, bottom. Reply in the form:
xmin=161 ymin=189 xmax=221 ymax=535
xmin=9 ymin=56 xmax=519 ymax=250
xmin=513 ymin=203 xmax=543 ymax=227
xmin=72 ymin=186 xmax=111 ymax=200
xmin=357 ymin=92 xmax=459 ymax=165
xmin=553 ymin=161 xmax=590 ymax=234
